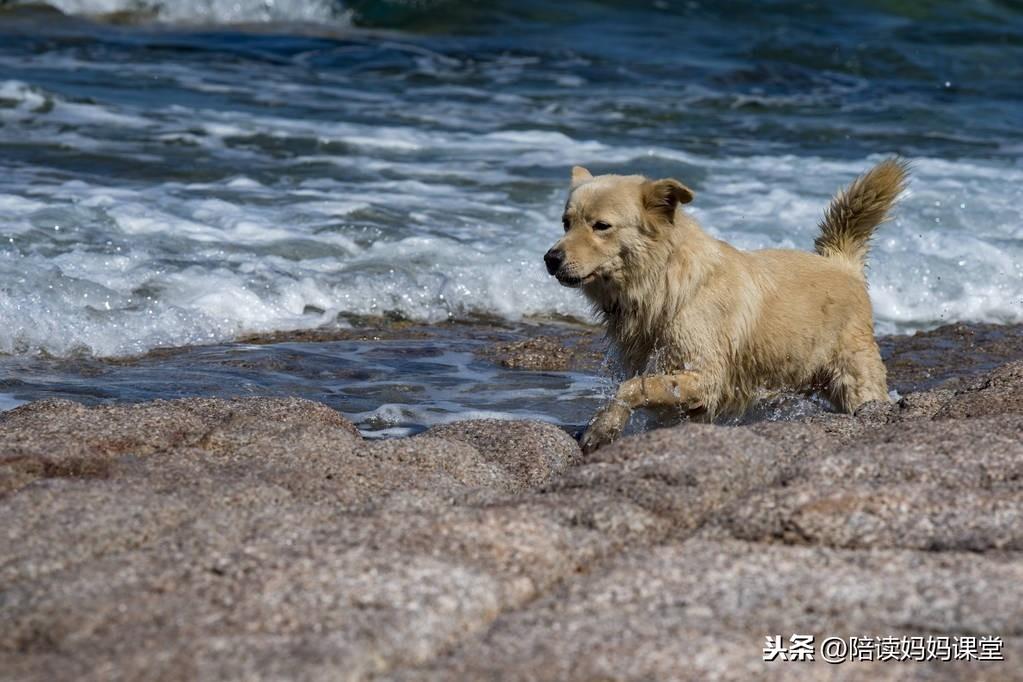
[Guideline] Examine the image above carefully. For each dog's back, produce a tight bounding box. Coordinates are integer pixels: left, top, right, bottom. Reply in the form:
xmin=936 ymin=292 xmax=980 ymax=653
xmin=720 ymin=159 xmax=909 ymax=415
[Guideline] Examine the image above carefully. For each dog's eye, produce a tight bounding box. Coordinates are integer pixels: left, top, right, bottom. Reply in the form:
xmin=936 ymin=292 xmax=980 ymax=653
xmin=562 ymin=217 xmax=571 ymax=232
xmin=593 ymin=221 xmax=612 ymax=231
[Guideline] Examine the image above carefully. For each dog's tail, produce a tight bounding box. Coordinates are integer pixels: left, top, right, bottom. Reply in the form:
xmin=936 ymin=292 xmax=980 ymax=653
xmin=814 ymin=157 xmax=909 ymax=269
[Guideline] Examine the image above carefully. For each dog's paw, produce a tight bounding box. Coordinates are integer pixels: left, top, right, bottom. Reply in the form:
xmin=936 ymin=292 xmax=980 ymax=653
xmin=578 ymin=428 xmax=605 ymax=455
xmin=579 ymin=401 xmax=631 ymax=454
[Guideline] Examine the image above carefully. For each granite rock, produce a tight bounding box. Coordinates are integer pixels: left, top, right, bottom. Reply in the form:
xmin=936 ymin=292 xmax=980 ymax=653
xmin=3 ymin=346 xmax=1023 ymax=680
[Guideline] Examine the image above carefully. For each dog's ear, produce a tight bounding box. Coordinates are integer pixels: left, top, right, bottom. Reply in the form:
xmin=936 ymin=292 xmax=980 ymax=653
xmin=642 ymin=178 xmax=694 ymax=222
xmin=571 ymin=166 xmax=593 ymax=187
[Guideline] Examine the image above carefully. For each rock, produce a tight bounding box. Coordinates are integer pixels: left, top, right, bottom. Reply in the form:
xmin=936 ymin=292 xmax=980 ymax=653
xmin=425 ymin=419 xmax=580 ymax=489
xmin=0 ymin=400 xmax=602 ymax=680
xmin=548 ymin=424 xmax=812 ymax=535
xmin=408 ymin=538 xmax=1023 ymax=681
xmin=934 ymin=360 xmax=1023 ymax=420
xmin=880 ymin=322 xmax=1023 ymax=392
xmin=480 ymin=331 xmax=604 ymax=372
xmin=0 ymin=397 xmax=358 ymax=498
xmin=3 ymin=353 xmax=1023 ymax=680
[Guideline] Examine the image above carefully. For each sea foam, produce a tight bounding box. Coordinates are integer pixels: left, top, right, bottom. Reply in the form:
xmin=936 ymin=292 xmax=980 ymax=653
xmin=7 ymin=0 xmax=346 ymax=24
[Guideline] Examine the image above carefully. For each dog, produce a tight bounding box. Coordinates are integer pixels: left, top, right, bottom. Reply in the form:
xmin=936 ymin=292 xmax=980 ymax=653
xmin=544 ymin=159 xmax=908 ymax=453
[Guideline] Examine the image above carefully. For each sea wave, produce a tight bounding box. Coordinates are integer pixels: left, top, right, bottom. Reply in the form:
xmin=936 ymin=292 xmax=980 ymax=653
xmin=1 ymin=77 xmax=1020 ymax=357
xmin=1 ymin=0 xmax=348 ymax=24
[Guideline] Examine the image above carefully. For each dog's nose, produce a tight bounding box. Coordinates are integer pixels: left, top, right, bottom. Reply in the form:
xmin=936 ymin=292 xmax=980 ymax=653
xmin=544 ymin=248 xmax=564 ymax=275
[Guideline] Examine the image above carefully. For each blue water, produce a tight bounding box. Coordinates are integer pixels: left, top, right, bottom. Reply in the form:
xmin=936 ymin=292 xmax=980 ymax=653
xmin=0 ymin=324 xmax=611 ymax=436
xmin=0 ymin=0 xmax=1021 ymax=432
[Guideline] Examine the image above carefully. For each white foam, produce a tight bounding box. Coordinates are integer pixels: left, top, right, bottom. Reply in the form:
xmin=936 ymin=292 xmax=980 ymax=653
xmin=352 ymin=402 xmax=562 ymax=437
xmin=0 ymin=394 xmax=27 ymax=412
xmin=0 ymin=80 xmax=153 ymax=131
xmin=1 ymin=72 xmax=1020 ymax=357
xmin=0 ymin=80 xmax=47 ymax=111
xmin=9 ymin=0 xmax=346 ymax=24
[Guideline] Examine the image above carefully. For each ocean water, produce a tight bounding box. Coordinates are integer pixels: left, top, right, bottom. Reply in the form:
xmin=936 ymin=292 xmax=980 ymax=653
xmin=0 ymin=0 xmax=1021 ymax=432
xmin=0 ymin=324 xmax=612 ymax=437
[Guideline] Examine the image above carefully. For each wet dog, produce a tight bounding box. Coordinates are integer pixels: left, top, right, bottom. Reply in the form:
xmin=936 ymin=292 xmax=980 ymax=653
xmin=544 ymin=159 xmax=908 ymax=452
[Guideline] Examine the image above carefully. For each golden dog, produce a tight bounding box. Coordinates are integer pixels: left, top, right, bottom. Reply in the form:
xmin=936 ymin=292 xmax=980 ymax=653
xmin=544 ymin=159 xmax=908 ymax=452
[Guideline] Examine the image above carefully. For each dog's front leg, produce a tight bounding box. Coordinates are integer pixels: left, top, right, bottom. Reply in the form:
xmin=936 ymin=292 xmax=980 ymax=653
xmin=580 ymin=372 xmax=703 ymax=454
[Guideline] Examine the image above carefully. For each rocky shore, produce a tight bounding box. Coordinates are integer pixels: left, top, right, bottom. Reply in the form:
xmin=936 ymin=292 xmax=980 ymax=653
xmin=2 ymin=323 xmax=1022 ymax=680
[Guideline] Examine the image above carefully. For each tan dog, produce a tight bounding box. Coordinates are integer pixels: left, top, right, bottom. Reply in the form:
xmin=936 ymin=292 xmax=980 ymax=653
xmin=544 ymin=159 xmax=908 ymax=452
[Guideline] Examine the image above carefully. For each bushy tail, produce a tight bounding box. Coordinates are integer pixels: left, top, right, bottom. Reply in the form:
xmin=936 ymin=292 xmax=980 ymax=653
xmin=814 ymin=158 xmax=909 ymax=269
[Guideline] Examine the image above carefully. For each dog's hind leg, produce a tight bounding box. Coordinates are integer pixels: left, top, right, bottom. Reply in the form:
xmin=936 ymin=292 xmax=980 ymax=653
xmin=827 ymin=345 xmax=889 ymax=413
xmin=580 ymin=372 xmax=704 ymax=454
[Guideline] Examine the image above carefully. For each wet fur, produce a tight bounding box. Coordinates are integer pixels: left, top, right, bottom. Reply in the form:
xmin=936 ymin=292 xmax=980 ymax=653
xmin=546 ymin=159 xmax=909 ymax=451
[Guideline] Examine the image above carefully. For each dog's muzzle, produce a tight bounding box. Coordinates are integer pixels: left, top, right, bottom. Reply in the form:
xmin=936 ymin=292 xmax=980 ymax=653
xmin=544 ymin=248 xmax=564 ymax=276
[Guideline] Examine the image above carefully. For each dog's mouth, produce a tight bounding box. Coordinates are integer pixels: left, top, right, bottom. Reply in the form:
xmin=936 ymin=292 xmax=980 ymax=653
xmin=555 ymin=271 xmax=597 ymax=288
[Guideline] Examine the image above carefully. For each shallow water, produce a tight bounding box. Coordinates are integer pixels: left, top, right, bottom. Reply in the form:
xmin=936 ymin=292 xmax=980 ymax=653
xmin=1 ymin=0 xmax=1021 ymax=428
xmin=4 ymin=320 xmax=1019 ymax=436
xmin=0 ymin=323 xmax=613 ymax=435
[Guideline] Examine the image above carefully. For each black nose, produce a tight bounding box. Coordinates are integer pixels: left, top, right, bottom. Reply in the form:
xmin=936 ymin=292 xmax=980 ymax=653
xmin=544 ymin=248 xmax=564 ymax=275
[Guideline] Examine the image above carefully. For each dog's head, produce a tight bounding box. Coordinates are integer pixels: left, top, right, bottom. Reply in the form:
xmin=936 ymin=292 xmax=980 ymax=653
xmin=544 ymin=166 xmax=694 ymax=288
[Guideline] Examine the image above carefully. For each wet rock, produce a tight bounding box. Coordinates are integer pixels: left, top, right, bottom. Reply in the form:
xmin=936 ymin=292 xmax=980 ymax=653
xmin=481 ymin=331 xmax=604 ymax=372
xmin=934 ymin=360 xmax=1023 ymax=420
xmin=881 ymin=322 xmax=1023 ymax=393
xmin=485 ymin=335 xmax=578 ymax=370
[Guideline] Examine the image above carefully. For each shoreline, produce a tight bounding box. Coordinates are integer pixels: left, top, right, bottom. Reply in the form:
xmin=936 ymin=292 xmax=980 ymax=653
xmin=4 ymin=317 xmax=1018 ymax=392
xmin=1 ymin=320 xmax=1020 ymax=441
